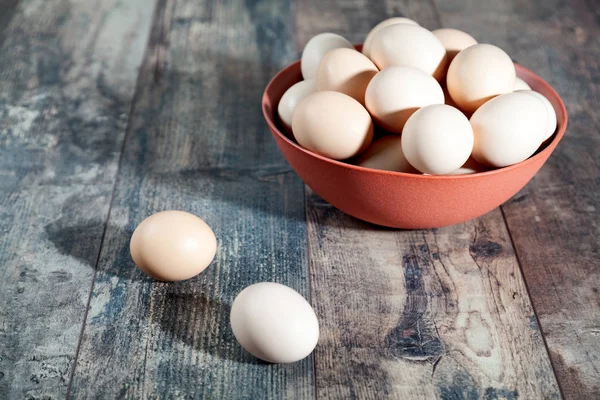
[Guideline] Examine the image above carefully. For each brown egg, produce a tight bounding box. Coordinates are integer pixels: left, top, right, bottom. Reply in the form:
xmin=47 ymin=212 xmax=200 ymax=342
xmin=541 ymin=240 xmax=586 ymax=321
xmin=356 ymin=135 xmax=417 ymax=173
xmin=130 ymin=210 xmax=217 ymax=281
xmin=432 ymin=28 xmax=478 ymax=62
xmin=446 ymin=44 xmax=515 ymax=113
xmin=316 ymin=48 xmax=378 ymax=105
xmin=292 ymin=91 xmax=374 ymax=160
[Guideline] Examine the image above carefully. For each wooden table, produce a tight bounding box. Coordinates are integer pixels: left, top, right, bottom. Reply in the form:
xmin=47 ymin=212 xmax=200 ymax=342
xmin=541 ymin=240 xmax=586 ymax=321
xmin=0 ymin=0 xmax=598 ymax=398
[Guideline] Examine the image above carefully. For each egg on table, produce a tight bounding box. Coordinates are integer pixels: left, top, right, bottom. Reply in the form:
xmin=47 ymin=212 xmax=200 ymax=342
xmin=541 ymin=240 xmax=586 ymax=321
xmin=292 ymin=91 xmax=373 ymax=159
xmin=401 ymin=104 xmax=474 ymax=175
xmin=365 ymin=66 xmax=444 ymax=133
xmin=316 ymin=48 xmax=378 ymax=105
xmin=447 ymin=44 xmax=516 ymax=113
xmin=362 ymin=17 xmax=419 ymax=58
xmin=470 ymin=91 xmax=549 ymax=167
xmin=369 ymin=24 xmax=448 ymax=81
xmin=130 ymin=210 xmax=217 ymax=281
xmin=230 ymin=282 xmax=319 ymax=363
xmin=301 ymin=33 xmax=353 ymax=79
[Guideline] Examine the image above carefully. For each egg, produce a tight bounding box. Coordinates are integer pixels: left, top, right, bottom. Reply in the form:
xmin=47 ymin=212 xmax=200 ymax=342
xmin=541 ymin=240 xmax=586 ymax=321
xmin=402 ymin=104 xmax=474 ymax=175
xmin=470 ymin=91 xmax=548 ymax=167
xmin=356 ymin=135 xmax=417 ymax=173
xmin=443 ymin=85 xmax=459 ymax=109
xmin=316 ymin=48 xmax=378 ymax=105
xmin=432 ymin=28 xmax=478 ymax=62
xmin=130 ymin=211 xmax=217 ymax=281
xmin=277 ymin=80 xmax=317 ymax=130
xmin=301 ymin=33 xmax=353 ymax=79
xmin=447 ymin=44 xmax=516 ymax=113
xmin=523 ymin=90 xmax=557 ymax=141
xmin=365 ymin=66 xmax=444 ymax=133
xmin=362 ymin=17 xmax=419 ymax=58
xmin=369 ymin=24 xmax=448 ymax=81
xmin=450 ymin=157 xmax=488 ymax=175
xmin=514 ymin=77 xmax=532 ymax=91
xmin=292 ymin=91 xmax=373 ymax=159
xmin=230 ymin=282 xmax=319 ymax=363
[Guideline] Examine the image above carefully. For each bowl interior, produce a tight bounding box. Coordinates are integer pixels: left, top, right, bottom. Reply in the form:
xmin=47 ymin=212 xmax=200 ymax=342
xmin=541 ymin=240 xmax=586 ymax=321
xmin=263 ymin=47 xmax=568 ymax=180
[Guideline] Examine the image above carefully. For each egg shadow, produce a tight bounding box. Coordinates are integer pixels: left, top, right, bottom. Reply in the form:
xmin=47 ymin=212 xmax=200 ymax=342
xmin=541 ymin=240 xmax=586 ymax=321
xmin=154 ymin=286 xmax=269 ymax=365
xmin=44 ymin=218 xmax=151 ymax=282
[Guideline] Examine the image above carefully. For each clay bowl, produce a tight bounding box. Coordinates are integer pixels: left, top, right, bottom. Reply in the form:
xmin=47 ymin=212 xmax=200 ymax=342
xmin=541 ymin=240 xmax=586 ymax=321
xmin=262 ymin=49 xmax=568 ymax=229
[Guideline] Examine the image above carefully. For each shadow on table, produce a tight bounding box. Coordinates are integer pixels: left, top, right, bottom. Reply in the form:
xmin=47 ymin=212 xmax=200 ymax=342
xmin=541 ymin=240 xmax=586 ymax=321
xmin=154 ymin=287 xmax=268 ymax=365
xmin=44 ymin=219 xmax=151 ymax=281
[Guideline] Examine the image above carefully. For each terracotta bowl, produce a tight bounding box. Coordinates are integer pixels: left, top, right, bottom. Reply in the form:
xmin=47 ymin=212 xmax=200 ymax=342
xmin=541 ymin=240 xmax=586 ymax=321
xmin=262 ymin=49 xmax=568 ymax=229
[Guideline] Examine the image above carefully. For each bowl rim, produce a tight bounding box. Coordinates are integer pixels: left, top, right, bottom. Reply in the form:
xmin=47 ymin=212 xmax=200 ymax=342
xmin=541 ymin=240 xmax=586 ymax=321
xmin=262 ymin=55 xmax=568 ymax=180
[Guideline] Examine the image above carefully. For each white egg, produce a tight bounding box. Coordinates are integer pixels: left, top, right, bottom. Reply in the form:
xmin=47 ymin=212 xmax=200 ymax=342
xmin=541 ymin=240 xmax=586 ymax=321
xmin=362 ymin=17 xmax=419 ymax=58
xmin=447 ymin=44 xmax=516 ymax=113
xmin=470 ymin=91 xmax=548 ymax=167
xmin=301 ymin=33 xmax=353 ymax=79
xmin=356 ymin=135 xmax=417 ymax=173
xmin=369 ymin=24 xmax=448 ymax=81
xmin=230 ymin=282 xmax=319 ymax=364
xmin=277 ymin=80 xmax=317 ymax=130
xmin=514 ymin=77 xmax=532 ymax=91
xmin=402 ymin=104 xmax=474 ymax=175
xmin=522 ymin=90 xmax=557 ymax=141
xmin=365 ymin=66 xmax=444 ymax=133
xmin=292 ymin=91 xmax=373 ymax=160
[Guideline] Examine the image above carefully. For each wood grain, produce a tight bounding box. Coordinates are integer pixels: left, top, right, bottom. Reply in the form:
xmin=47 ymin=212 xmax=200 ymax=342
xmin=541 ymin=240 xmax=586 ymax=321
xmin=306 ymin=191 xmax=560 ymax=399
xmin=0 ymin=0 xmax=19 ymax=48
xmin=297 ymin=1 xmax=560 ymax=398
xmin=432 ymin=0 xmax=600 ymax=397
xmin=0 ymin=0 xmax=156 ymax=398
xmin=68 ymin=0 xmax=313 ymax=398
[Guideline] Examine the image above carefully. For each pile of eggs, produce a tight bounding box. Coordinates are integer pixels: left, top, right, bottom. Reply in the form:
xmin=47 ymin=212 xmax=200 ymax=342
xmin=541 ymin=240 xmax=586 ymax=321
xmin=278 ymin=18 xmax=558 ymax=175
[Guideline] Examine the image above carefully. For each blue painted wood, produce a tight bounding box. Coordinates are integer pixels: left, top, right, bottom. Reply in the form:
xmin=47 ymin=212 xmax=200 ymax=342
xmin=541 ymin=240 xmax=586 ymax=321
xmin=68 ymin=0 xmax=313 ymax=398
xmin=0 ymin=0 xmax=156 ymax=397
xmin=0 ymin=0 xmax=19 ymax=48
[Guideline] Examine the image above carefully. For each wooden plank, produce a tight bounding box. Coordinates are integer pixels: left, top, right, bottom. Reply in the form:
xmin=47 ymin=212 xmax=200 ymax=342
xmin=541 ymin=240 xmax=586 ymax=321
xmin=0 ymin=0 xmax=19 ymax=48
xmin=432 ymin=0 xmax=600 ymax=398
xmin=68 ymin=0 xmax=313 ymax=398
xmin=297 ymin=1 xmax=560 ymax=398
xmin=0 ymin=0 xmax=156 ymax=398
xmin=306 ymin=192 xmax=560 ymax=399
xmin=295 ymin=0 xmax=440 ymax=45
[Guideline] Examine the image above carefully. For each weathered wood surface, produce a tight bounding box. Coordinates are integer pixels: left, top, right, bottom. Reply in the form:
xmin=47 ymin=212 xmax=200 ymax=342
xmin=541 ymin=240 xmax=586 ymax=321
xmin=1 ymin=0 xmax=597 ymax=398
xmin=0 ymin=0 xmax=156 ymax=398
xmin=306 ymin=195 xmax=560 ymax=399
xmin=297 ymin=1 xmax=561 ymax=399
xmin=68 ymin=0 xmax=313 ymax=398
xmin=432 ymin=0 xmax=600 ymax=398
xmin=0 ymin=0 xmax=19 ymax=48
